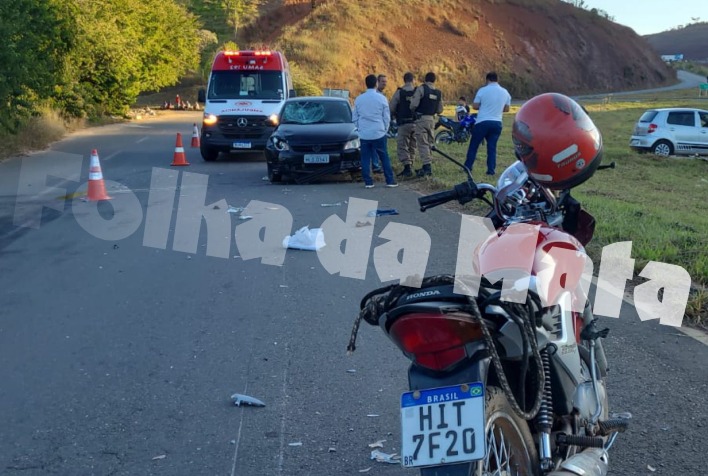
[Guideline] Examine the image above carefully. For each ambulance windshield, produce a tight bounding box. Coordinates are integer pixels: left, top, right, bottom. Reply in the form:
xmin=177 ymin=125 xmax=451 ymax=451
xmin=208 ymin=71 xmax=284 ymax=100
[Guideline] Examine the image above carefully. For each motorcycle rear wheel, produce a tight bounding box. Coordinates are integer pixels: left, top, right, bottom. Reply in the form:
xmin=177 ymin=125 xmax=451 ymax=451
xmin=434 ymin=130 xmax=455 ymax=145
xmin=475 ymin=386 xmax=538 ymax=476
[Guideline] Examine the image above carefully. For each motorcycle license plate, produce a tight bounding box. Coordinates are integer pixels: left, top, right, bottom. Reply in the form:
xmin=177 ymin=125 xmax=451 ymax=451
xmin=400 ymin=383 xmax=485 ymax=468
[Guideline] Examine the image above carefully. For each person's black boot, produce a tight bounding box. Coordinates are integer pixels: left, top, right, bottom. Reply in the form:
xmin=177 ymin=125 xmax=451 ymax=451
xmin=397 ymin=164 xmax=413 ymax=178
xmin=416 ymin=164 xmax=432 ymax=177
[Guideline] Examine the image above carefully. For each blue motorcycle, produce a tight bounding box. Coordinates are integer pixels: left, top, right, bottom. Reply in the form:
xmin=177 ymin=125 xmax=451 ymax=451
xmin=434 ymin=112 xmax=477 ymax=145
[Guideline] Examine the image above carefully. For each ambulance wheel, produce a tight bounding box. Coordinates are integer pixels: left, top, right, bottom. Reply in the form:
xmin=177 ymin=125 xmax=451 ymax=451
xmin=201 ymin=145 xmax=219 ymax=161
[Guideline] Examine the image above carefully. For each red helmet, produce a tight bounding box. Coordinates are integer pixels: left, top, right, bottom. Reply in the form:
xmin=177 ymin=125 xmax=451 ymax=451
xmin=512 ymin=93 xmax=603 ymax=190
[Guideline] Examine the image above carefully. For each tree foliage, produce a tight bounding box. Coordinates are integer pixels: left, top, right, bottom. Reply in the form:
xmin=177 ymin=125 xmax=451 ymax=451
xmin=222 ymin=0 xmax=260 ymax=39
xmin=0 ymin=0 xmax=73 ymax=133
xmin=0 ymin=0 xmax=201 ymax=134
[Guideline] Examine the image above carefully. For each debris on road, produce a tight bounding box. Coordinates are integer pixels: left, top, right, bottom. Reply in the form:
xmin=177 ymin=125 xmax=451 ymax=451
xmin=282 ymin=226 xmax=325 ymax=251
xmin=238 ymin=215 xmax=253 ymax=220
xmin=368 ymin=439 xmax=386 ymax=449
xmin=355 ymin=220 xmax=373 ymax=227
xmin=213 ymin=205 xmax=220 ymax=210
xmin=231 ymin=393 xmax=266 ymax=407
xmin=358 ymin=468 xmax=372 ymax=473
xmin=366 ymin=414 xmax=380 ymax=418
xmin=367 ymin=208 xmax=399 ymax=217
xmin=152 ymin=455 xmax=166 ymax=460
xmin=647 ymin=465 xmax=657 ymax=472
xmin=288 ymin=442 xmax=303 ymax=447
xmin=346 ymin=369 xmax=356 ymax=373
xmin=227 ymin=206 xmax=244 ymax=214
xmin=370 ymin=449 xmax=401 ymax=464
xmin=328 ymin=447 xmax=336 ymax=453
xmin=321 ymin=202 xmax=342 ymax=207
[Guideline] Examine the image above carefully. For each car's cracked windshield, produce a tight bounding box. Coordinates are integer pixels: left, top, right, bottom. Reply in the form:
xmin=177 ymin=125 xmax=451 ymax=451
xmin=281 ymin=101 xmax=352 ymax=124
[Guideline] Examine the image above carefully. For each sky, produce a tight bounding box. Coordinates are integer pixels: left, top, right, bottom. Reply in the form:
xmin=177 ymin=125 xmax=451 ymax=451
xmin=580 ymin=1 xmax=704 ymax=35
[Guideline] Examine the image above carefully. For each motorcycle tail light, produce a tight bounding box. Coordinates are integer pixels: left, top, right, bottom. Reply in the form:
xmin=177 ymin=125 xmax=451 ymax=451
xmin=573 ymin=312 xmax=583 ymax=344
xmin=388 ymin=312 xmax=483 ymax=371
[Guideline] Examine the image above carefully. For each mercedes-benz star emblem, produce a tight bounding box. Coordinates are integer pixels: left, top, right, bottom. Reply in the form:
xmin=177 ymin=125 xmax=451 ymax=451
xmin=312 ymin=145 xmax=321 ymax=152
xmin=236 ymin=118 xmax=248 ymax=128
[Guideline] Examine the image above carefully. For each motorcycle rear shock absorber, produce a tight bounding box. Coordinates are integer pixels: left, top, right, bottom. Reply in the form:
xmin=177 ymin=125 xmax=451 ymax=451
xmin=538 ymin=346 xmax=554 ymax=471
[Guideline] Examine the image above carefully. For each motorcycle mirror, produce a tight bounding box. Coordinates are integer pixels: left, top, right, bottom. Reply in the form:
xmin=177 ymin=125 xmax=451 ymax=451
xmin=431 ymin=145 xmax=474 ymax=181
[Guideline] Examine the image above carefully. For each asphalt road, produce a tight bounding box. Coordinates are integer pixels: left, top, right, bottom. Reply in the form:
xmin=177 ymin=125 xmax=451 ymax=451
xmin=0 ymin=113 xmax=706 ymax=475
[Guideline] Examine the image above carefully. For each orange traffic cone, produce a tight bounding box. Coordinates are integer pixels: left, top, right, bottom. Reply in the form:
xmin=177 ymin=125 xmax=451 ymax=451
xmin=171 ymin=133 xmax=190 ymax=166
xmin=190 ymin=123 xmax=200 ymax=148
xmin=86 ymin=149 xmax=112 ymax=201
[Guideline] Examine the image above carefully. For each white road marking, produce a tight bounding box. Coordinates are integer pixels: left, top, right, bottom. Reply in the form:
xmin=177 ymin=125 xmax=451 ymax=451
xmin=102 ymin=151 xmax=120 ymax=161
xmin=135 ymin=136 xmax=149 ymax=144
xmin=278 ymin=342 xmax=291 ymax=475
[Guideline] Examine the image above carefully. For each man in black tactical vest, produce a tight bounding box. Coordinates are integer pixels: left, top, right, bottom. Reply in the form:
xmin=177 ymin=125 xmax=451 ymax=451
xmin=389 ymin=72 xmax=418 ymax=178
xmin=410 ymin=72 xmax=443 ymax=177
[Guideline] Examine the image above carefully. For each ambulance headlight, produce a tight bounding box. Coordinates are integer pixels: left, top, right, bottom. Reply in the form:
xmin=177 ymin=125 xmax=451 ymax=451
xmin=203 ymin=113 xmax=218 ymax=126
xmin=266 ymin=114 xmax=279 ymax=126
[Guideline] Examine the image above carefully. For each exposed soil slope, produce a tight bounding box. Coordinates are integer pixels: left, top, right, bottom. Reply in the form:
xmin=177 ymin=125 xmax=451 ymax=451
xmin=242 ymin=0 xmax=674 ymax=99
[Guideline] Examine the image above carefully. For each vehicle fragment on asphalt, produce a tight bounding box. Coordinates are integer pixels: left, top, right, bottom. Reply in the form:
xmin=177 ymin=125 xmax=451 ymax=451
xmin=230 ymin=393 xmax=266 ymax=407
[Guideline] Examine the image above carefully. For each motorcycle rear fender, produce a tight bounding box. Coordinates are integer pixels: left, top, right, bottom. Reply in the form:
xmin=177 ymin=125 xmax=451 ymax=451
xmin=408 ymin=355 xmax=492 ymax=395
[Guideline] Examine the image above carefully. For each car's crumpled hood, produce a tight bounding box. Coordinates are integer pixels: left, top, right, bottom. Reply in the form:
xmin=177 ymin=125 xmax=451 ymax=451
xmin=275 ymin=124 xmax=358 ymax=144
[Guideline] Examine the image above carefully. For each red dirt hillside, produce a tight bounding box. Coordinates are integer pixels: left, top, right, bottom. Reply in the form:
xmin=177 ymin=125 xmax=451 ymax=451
xmin=243 ymin=0 xmax=675 ymax=99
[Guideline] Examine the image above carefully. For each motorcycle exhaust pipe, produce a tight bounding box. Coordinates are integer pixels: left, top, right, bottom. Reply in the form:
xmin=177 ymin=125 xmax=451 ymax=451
xmin=545 ymin=448 xmax=608 ymax=476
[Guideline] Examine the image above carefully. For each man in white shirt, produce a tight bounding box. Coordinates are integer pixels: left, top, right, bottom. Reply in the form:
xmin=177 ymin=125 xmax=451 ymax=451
xmin=352 ymin=74 xmax=398 ymax=188
xmin=464 ymin=72 xmax=511 ymax=175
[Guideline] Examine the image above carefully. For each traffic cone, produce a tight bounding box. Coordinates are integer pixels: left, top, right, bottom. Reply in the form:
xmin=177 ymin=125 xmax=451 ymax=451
xmin=86 ymin=149 xmax=112 ymax=201
xmin=190 ymin=123 xmax=200 ymax=148
xmin=171 ymin=133 xmax=190 ymax=166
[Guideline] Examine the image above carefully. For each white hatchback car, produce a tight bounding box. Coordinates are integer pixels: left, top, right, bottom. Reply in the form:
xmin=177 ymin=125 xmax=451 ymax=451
xmin=629 ymin=108 xmax=708 ymax=156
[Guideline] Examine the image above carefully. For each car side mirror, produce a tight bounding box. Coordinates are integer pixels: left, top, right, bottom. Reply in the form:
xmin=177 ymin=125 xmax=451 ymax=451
xmin=198 ymin=89 xmax=206 ymax=103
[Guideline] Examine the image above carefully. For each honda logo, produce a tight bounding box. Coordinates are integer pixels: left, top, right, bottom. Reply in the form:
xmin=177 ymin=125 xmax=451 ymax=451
xmin=237 ymin=118 xmax=248 ymax=128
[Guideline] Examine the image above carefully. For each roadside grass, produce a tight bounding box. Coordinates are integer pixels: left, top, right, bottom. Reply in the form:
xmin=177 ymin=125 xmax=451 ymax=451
xmin=0 ymin=108 xmax=86 ymax=162
xmin=392 ymin=95 xmax=707 ymax=327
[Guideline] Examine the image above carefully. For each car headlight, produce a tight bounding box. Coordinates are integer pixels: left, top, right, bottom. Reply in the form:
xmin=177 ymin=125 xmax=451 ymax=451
xmin=271 ymin=136 xmax=289 ymax=151
xmin=344 ymin=138 xmax=360 ymax=150
xmin=203 ymin=113 xmax=217 ymax=126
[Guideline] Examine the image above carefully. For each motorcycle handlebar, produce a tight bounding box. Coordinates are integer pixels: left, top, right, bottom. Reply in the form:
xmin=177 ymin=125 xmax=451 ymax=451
xmin=418 ymin=180 xmax=478 ymax=211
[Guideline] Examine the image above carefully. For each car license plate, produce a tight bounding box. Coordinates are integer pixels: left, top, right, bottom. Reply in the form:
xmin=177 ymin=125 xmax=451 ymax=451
xmin=400 ymin=383 xmax=485 ymax=468
xmin=304 ymin=154 xmax=330 ymax=164
xmin=233 ymin=141 xmax=251 ymax=149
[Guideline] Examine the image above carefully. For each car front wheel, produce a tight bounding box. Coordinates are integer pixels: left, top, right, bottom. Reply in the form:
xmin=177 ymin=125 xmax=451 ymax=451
xmin=651 ymin=140 xmax=673 ymax=157
xmin=267 ymin=164 xmax=282 ymax=183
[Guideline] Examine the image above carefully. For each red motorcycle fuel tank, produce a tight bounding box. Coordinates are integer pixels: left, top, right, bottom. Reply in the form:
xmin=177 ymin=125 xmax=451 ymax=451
xmin=474 ymin=222 xmax=589 ymax=309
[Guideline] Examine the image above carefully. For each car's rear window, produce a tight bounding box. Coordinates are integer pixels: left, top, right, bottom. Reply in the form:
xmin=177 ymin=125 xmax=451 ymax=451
xmin=639 ymin=110 xmax=658 ymax=123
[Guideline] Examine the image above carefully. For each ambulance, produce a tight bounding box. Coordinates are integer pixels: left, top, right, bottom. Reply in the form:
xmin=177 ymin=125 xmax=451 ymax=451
xmin=197 ymin=50 xmax=295 ymax=161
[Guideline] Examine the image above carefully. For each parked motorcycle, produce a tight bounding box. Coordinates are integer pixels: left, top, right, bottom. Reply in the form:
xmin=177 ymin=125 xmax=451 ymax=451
xmin=435 ymin=112 xmax=477 ymax=145
xmin=348 ymin=93 xmax=628 ymax=476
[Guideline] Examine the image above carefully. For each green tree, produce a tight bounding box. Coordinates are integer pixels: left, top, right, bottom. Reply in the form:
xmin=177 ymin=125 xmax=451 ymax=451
xmin=59 ymin=0 xmax=201 ymax=115
xmin=222 ymin=0 xmax=260 ymax=39
xmin=0 ymin=0 xmax=73 ymax=133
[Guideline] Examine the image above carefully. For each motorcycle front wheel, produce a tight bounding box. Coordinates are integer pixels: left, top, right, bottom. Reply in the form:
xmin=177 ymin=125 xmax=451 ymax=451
xmin=434 ymin=130 xmax=454 ymax=145
xmin=475 ymin=386 xmax=538 ymax=476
